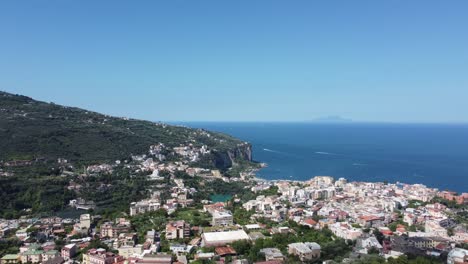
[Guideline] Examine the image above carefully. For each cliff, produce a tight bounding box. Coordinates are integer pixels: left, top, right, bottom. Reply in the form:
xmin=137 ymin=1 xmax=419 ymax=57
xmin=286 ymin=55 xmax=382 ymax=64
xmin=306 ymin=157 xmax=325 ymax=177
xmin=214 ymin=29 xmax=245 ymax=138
xmin=213 ymin=142 xmax=253 ymax=169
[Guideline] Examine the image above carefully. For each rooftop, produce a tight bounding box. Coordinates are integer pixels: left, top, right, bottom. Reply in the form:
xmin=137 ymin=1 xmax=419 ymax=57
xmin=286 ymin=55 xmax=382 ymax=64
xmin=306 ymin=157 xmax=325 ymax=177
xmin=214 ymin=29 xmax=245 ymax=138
xmin=203 ymin=230 xmax=249 ymax=242
xmin=215 ymin=246 xmax=237 ymax=256
xmin=1 ymin=254 xmax=18 ymax=260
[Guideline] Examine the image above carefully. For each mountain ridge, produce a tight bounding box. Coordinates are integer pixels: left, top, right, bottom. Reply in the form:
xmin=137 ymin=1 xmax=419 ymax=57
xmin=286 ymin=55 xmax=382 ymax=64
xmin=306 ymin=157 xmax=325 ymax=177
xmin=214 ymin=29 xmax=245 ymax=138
xmin=0 ymin=91 xmax=252 ymax=168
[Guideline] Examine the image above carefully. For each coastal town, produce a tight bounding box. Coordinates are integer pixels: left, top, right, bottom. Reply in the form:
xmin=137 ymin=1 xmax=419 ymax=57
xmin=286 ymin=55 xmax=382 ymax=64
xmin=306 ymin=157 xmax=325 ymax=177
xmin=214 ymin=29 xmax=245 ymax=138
xmin=1 ymin=141 xmax=467 ymax=264
xmin=2 ymin=0 xmax=468 ymax=262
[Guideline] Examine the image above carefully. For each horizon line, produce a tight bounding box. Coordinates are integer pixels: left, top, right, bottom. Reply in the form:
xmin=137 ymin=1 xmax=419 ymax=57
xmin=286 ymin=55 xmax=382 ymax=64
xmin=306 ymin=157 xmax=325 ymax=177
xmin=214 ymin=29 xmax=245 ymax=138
xmin=163 ymin=120 xmax=468 ymax=125
xmin=3 ymin=90 xmax=468 ymax=125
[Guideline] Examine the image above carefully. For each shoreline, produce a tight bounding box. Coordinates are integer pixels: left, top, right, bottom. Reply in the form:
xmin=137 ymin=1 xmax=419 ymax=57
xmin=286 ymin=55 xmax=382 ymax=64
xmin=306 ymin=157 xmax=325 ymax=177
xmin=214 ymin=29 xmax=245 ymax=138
xmin=248 ymin=163 xmax=453 ymax=193
xmin=247 ymin=159 xmax=462 ymax=194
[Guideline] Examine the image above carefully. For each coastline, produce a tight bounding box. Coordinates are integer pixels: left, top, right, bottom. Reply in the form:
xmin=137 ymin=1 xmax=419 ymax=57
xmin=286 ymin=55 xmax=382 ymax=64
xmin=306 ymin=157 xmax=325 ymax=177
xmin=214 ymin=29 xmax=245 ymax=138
xmin=249 ymin=161 xmax=448 ymax=193
xmin=183 ymin=122 xmax=468 ymax=193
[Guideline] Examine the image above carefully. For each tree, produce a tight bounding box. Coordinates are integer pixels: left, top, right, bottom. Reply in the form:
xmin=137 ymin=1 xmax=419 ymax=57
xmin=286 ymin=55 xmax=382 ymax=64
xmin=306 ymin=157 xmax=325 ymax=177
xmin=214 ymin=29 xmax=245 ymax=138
xmin=231 ymin=240 xmax=251 ymax=255
xmin=373 ymin=230 xmax=385 ymax=244
xmin=368 ymin=247 xmax=380 ymax=255
xmin=447 ymin=227 xmax=454 ymax=237
xmin=233 ymin=207 xmax=254 ymax=225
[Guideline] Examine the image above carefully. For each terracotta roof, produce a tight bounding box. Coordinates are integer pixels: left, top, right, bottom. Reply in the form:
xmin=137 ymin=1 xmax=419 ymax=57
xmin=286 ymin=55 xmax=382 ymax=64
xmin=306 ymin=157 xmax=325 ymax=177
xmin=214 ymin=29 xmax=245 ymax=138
xmin=381 ymin=230 xmax=393 ymax=235
xmin=359 ymin=215 xmax=382 ymax=221
xmin=304 ymin=219 xmax=317 ymax=225
xmin=215 ymin=246 xmax=237 ymax=256
xmin=78 ymin=242 xmax=90 ymax=249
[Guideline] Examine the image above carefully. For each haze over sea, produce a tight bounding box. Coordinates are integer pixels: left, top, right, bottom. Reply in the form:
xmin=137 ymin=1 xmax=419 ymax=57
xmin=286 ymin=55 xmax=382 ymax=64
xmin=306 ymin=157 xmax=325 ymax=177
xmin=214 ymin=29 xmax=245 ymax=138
xmin=181 ymin=122 xmax=468 ymax=193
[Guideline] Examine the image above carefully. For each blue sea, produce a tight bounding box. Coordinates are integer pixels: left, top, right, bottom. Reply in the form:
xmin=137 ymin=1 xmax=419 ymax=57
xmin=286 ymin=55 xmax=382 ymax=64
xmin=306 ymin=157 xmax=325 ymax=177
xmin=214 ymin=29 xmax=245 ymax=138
xmin=181 ymin=122 xmax=468 ymax=193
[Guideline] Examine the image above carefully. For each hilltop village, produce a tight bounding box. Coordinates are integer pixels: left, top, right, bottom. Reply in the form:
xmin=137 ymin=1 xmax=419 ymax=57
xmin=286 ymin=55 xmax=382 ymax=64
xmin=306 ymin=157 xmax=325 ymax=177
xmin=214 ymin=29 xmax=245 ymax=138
xmin=1 ymin=140 xmax=467 ymax=264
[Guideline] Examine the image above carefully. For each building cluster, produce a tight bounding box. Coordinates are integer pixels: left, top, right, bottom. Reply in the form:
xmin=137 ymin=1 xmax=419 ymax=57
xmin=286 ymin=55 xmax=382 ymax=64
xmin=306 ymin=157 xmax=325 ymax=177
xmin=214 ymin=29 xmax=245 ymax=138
xmin=129 ymin=192 xmax=161 ymax=216
xmin=244 ymin=176 xmax=467 ymax=261
xmin=1 ymin=173 xmax=467 ymax=264
xmin=438 ymin=191 xmax=468 ymax=205
xmin=173 ymin=144 xmax=210 ymax=163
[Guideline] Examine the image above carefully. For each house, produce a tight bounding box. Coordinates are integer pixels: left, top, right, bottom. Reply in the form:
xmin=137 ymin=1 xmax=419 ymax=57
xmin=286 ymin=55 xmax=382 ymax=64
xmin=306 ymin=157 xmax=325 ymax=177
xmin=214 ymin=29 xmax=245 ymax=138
xmin=215 ymin=246 xmax=237 ymax=257
xmin=447 ymin=248 xmax=468 ymax=264
xmin=356 ymin=236 xmax=383 ymax=254
xmin=212 ymin=210 xmax=233 ymax=226
xmin=42 ymin=242 xmax=57 ymax=252
xmin=130 ymin=197 xmax=161 ymax=216
xmin=80 ymin=214 xmax=92 ymax=229
xmin=15 ymin=228 xmax=29 ymax=241
xmin=100 ymin=222 xmax=115 ymax=238
xmin=43 ymin=256 xmax=65 ymax=264
xmin=82 ymin=248 xmax=125 ymax=264
xmin=169 ymin=244 xmax=193 ymax=254
xmin=20 ymin=243 xmax=40 ymax=253
xmin=146 ymin=230 xmax=159 ymax=243
xmin=61 ymin=244 xmax=77 ymax=260
xmin=301 ymin=218 xmax=318 ymax=229
xmin=203 ymin=203 xmax=225 ymax=214
xmin=357 ymin=215 xmax=384 ymax=228
xmin=270 ymin=227 xmax=290 ymax=235
xmin=0 ymin=254 xmax=19 ymax=264
xmin=114 ymin=232 xmax=137 ymax=248
xmin=41 ymin=250 xmax=60 ymax=262
xmin=100 ymin=222 xmax=130 ymax=238
xmin=259 ymin=248 xmax=284 ymax=262
xmin=287 ymin=242 xmax=321 ymax=262
xmin=329 ymin=222 xmax=363 ymax=240
xmin=20 ymin=249 xmax=43 ymax=263
xmin=249 ymin=232 xmax=266 ymax=241
xmin=165 ymin=221 xmax=190 ymax=240
xmin=118 ymin=244 xmax=144 ymax=258
xmin=396 ymin=224 xmax=407 ymax=234
xmin=408 ymin=237 xmax=448 ymax=250
xmin=379 ymin=227 xmax=393 ymax=237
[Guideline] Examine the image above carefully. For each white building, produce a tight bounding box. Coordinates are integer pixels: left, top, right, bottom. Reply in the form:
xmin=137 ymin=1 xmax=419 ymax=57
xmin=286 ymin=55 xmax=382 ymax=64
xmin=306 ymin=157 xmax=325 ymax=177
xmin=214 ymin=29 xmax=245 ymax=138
xmin=118 ymin=244 xmax=144 ymax=258
xmin=130 ymin=193 xmax=161 ymax=216
xmin=447 ymin=248 xmax=468 ymax=264
xmin=287 ymin=242 xmax=321 ymax=262
xmin=201 ymin=230 xmax=250 ymax=247
xmin=329 ymin=222 xmax=363 ymax=240
xmin=80 ymin=214 xmax=91 ymax=229
xmin=212 ymin=210 xmax=233 ymax=226
xmin=169 ymin=244 xmax=193 ymax=254
xmin=259 ymin=248 xmax=285 ymax=262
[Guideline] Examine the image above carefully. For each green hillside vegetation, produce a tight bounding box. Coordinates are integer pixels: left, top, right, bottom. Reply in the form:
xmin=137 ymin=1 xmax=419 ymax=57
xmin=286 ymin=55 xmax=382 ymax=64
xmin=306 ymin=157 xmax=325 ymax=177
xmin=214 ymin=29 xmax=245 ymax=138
xmin=0 ymin=91 xmax=253 ymax=218
xmin=0 ymin=91 xmax=245 ymax=164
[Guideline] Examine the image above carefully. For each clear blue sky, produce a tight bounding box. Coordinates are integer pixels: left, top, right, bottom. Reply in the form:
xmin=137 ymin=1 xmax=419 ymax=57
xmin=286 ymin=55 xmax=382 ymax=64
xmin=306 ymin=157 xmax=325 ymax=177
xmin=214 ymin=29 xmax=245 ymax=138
xmin=1 ymin=1 xmax=467 ymax=122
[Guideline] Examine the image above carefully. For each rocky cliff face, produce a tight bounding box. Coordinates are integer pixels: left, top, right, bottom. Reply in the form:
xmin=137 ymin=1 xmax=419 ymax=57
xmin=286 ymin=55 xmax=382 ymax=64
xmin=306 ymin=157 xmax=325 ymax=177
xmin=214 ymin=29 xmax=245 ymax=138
xmin=213 ymin=143 xmax=253 ymax=169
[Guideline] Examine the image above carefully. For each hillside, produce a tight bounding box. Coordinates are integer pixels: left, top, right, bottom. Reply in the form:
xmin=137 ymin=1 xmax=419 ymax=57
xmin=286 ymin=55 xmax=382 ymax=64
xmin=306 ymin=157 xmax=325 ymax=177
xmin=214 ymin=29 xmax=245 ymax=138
xmin=0 ymin=91 xmax=251 ymax=168
xmin=0 ymin=91 xmax=254 ymax=217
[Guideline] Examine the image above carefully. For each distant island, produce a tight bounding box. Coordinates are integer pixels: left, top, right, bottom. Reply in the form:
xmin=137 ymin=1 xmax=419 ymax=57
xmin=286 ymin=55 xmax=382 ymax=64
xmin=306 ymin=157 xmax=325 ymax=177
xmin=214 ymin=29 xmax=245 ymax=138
xmin=311 ymin=115 xmax=353 ymax=123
